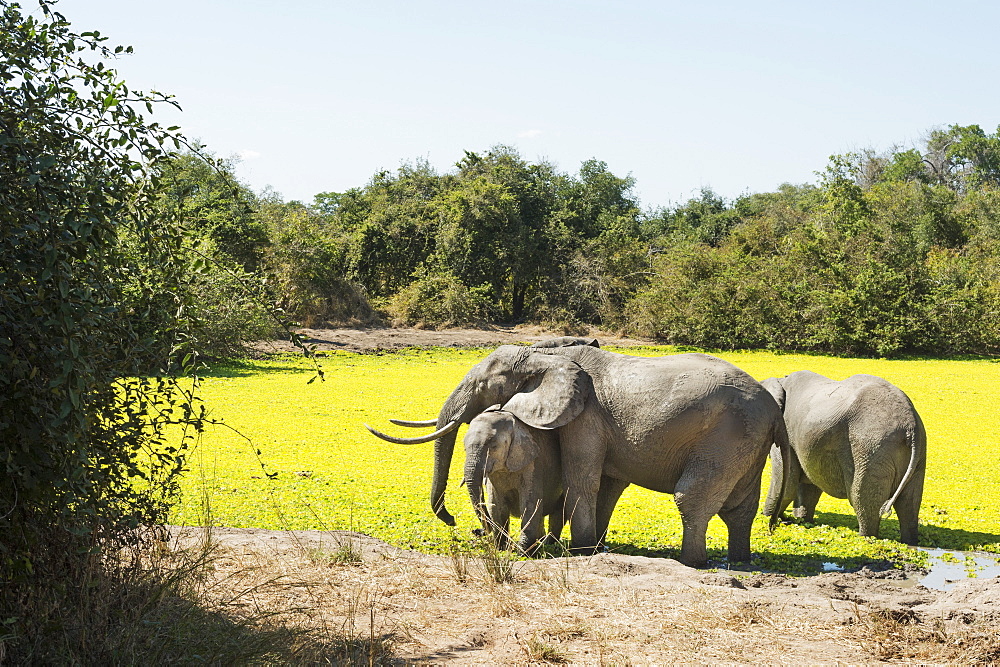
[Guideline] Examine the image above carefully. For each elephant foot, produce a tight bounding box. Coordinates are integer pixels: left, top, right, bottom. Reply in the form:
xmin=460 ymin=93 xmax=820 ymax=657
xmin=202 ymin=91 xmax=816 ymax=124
xmin=568 ymin=545 xmax=602 ymax=556
xmin=678 ymin=556 xmax=709 ymax=569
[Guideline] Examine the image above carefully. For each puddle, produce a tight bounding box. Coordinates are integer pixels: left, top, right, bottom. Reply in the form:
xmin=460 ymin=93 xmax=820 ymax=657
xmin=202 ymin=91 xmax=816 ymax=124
xmin=814 ymin=548 xmax=1000 ymax=590
xmin=912 ymin=548 xmax=1000 ymax=591
xmin=720 ymin=548 xmax=1000 ymax=588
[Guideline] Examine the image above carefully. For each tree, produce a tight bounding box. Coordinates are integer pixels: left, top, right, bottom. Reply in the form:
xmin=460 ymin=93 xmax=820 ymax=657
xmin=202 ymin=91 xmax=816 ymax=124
xmin=152 ymin=147 xmax=268 ymax=270
xmin=260 ymin=197 xmax=376 ymax=326
xmin=0 ymin=1 xmax=217 ymax=657
xmin=946 ymin=124 xmax=1000 ymax=189
xmin=644 ymin=188 xmax=742 ymax=246
xmin=340 ymin=161 xmax=445 ymax=298
xmin=448 ymin=146 xmax=558 ymax=319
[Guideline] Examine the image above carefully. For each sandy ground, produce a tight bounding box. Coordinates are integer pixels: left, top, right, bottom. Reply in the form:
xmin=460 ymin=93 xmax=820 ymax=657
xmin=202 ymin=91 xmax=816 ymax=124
xmin=221 ymin=326 xmax=1000 ymax=663
xmin=172 ymin=526 xmax=1000 ymax=664
xmin=253 ymin=324 xmax=652 ymax=355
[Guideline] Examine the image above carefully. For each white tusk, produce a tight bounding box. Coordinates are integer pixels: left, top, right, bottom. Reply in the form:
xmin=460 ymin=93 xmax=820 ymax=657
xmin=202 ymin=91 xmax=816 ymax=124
xmin=364 ymin=420 xmax=459 ymax=444
xmin=389 ymin=417 xmax=439 ymax=427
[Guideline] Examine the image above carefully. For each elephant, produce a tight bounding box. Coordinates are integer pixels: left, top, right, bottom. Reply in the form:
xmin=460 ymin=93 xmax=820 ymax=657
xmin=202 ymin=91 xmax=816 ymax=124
xmin=367 ymin=344 xmax=790 ymax=568
xmin=760 ymin=371 xmax=926 ymax=545
xmin=463 ymin=405 xmax=567 ymax=553
xmin=529 ymin=336 xmax=600 ymax=349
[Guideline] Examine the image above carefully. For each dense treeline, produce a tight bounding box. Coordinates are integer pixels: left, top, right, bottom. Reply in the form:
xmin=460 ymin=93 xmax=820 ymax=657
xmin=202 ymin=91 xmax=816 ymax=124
xmin=173 ymin=125 xmax=1000 ymax=357
xmin=632 ymin=129 xmax=1000 ymax=356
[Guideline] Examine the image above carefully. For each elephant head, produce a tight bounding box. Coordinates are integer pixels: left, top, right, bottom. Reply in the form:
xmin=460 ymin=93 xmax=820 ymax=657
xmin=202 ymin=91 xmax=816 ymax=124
xmin=462 ymin=407 xmax=540 ymax=530
xmin=366 ymin=345 xmax=590 ymax=525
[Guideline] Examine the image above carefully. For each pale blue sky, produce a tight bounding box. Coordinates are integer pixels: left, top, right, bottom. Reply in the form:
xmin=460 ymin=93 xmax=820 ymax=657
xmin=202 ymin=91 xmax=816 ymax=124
xmin=63 ymin=0 xmax=1000 ymax=208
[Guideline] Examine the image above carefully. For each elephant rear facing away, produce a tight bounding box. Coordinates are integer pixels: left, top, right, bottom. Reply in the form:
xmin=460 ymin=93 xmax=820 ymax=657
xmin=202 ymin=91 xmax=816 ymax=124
xmin=762 ymin=371 xmax=926 ymax=544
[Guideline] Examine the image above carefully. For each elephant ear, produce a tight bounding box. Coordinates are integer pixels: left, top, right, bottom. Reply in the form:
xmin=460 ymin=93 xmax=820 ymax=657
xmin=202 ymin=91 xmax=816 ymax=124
xmin=503 ymin=417 xmax=539 ymax=473
xmin=502 ymin=351 xmax=589 ymax=429
xmin=761 ymin=377 xmax=786 ymax=412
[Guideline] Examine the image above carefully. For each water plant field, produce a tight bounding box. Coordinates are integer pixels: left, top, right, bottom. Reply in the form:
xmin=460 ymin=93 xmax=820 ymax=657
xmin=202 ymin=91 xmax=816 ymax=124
xmin=173 ymin=346 xmax=1000 ymax=572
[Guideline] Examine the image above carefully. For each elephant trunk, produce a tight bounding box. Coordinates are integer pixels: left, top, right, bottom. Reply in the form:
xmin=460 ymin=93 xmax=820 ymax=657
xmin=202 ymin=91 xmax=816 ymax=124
xmin=465 ymin=452 xmax=489 ymax=530
xmin=430 ymin=386 xmax=479 ymax=526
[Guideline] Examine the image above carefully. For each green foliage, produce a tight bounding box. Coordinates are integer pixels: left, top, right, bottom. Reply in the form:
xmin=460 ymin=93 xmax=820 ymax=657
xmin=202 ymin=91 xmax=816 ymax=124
xmin=881 ymin=148 xmax=931 ymax=185
xmin=260 ymin=198 xmax=376 ymax=327
xmin=340 ymin=161 xmax=445 ymax=299
xmin=152 ymin=147 xmax=268 ymax=271
xmin=624 ymin=140 xmax=1000 ymax=357
xmin=384 ymin=268 xmax=492 ymax=327
xmin=250 ymin=125 xmax=1000 ymax=355
xmin=154 ymin=118 xmax=1000 ymax=355
xmin=0 ymin=1 xmax=241 ymax=659
xmin=173 ymin=348 xmax=1000 ymax=575
xmin=278 ymin=148 xmax=642 ymax=327
xmin=945 ymin=123 xmax=1000 ymax=189
xmin=646 ymin=187 xmax=743 ymax=246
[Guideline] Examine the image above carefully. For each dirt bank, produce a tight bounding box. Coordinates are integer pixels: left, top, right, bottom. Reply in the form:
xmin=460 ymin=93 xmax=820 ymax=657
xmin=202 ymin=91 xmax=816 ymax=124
xmin=254 ymin=324 xmax=652 ymax=354
xmin=174 ymin=526 xmax=1000 ymax=664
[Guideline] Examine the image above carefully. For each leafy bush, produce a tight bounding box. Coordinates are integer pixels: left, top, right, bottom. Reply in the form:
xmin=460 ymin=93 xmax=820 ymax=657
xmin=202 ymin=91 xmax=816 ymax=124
xmin=0 ymin=2 xmax=236 ymax=660
xmin=261 ymin=199 xmax=379 ymax=327
xmin=384 ymin=269 xmax=493 ymax=328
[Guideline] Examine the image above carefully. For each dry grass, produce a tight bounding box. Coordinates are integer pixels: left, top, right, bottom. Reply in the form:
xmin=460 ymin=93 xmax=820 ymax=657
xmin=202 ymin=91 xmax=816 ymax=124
xmin=1 ymin=526 xmax=340 ymax=664
xmin=171 ymin=532 xmax=847 ymax=664
xmin=853 ymin=605 xmax=1000 ymax=664
xmin=59 ymin=526 xmax=990 ymax=665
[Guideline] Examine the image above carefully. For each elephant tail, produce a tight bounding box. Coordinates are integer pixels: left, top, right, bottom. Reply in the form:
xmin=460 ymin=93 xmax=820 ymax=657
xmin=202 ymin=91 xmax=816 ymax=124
xmin=878 ymin=418 xmax=924 ymax=517
xmin=768 ymin=415 xmax=792 ymax=532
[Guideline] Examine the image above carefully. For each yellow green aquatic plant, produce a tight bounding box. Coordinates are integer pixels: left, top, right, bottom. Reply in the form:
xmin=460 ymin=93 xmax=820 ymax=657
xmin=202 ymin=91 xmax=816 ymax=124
xmin=171 ymin=346 xmax=1000 ymax=573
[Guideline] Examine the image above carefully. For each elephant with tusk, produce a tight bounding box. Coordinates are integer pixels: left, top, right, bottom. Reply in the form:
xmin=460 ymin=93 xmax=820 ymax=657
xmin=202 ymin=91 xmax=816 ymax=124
xmin=367 ymin=341 xmax=791 ymax=568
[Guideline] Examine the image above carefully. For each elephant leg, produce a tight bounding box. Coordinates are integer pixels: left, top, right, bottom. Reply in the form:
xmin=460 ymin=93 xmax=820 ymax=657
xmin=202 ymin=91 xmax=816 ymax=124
xmin=559 ymin=416 xmax=606 ymax=555
xmin=564 ymin=485 xmax=600 ymax=554
xmin=674 ymin=505 xmax=712 ymax=568
xmin=793 ymin=482 xmax=822 ymax=522
xmin=517 ymin=497 xmax=546 ymax=553
xmin=851 ymin=473 xmax=891 ymax=538
xmin=719 ymin=464 xmax=767 ymax=564
xmin=596 ymin=475 xmax=630 ymax=546
xmin=543 ymin=509 xmax=564 ymax=545
xmin=763 ymin=444 xmax=802 ymax=518
xmin=674 ymin=462 xmax=733 ymax=568
xmin=893 ymin=462 xmax=925 ymax=546
xmin=486 ymin=495 xmax=512 ymax=550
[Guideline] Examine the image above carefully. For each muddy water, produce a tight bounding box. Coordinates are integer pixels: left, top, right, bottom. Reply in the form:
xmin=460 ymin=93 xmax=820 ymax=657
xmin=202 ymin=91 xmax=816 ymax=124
xmin=910 ymin=547 xmax=1000 ymax=591
xmin=820 ymin=547 xmax=1000 ymax=590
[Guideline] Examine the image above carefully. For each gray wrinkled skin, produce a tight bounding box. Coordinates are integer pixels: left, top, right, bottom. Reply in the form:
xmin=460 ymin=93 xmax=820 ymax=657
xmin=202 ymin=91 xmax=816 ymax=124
xmin=424 ymin=343 xmax=788 ymax=568
xmin=761 ymin=371 xmax=926 ymax=545
xmin=463 ymin=409 xmax=567 ymax=554
xmin=529 ymin=336 xmax=600 ymax=349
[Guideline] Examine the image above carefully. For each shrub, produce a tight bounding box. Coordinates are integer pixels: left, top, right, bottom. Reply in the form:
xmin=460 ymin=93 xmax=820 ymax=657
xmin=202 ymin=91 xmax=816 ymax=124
xmin=0 ymin=2 xmax=235 ymax=659
xmin=385 ymin=269 xmax=493 ymax=328
xmin=262 ymin=200 xmax=380 ymax=327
